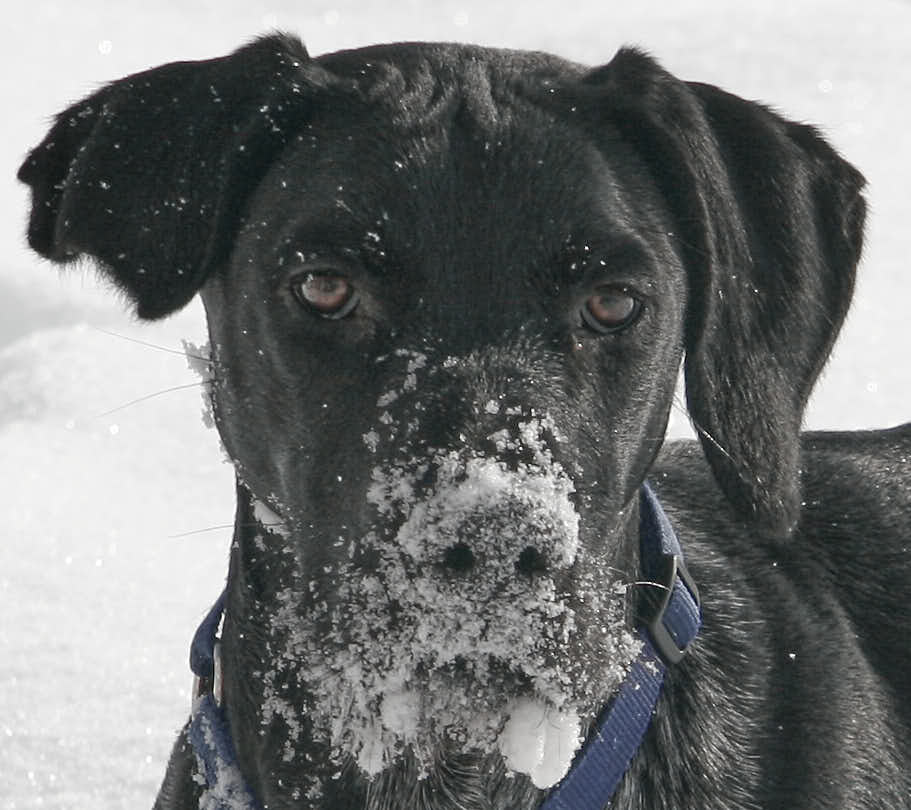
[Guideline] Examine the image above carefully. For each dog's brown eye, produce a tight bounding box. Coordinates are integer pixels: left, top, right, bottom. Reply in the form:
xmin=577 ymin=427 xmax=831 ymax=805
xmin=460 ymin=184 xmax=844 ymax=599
xmin=292 ymin=273 xmax=359 ymax=319
xmin=582 ymin=288 xmax=642 ymax=334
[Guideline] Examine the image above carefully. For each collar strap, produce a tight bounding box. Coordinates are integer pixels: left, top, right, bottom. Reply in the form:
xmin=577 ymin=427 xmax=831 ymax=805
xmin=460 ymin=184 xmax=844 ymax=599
xmin=188 ymin=590 xmax=263 ymax=809
xmin=540 ymin=482 xmax=701 ymax=809
xmin=190 ymin=589 xmax=226 ymax=704
xmin=187 ymin=483 xmax=700 ymax=809
xmin=187 ymin=694 xmax=261 ymax=809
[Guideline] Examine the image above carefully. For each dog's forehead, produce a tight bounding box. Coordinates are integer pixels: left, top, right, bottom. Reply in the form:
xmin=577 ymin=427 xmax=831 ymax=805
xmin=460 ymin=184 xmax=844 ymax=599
xmin=244 ymin=46 xmax=662 ymax=285
xmin=311 ymin=40 xmax=586 ymax=120
xmin=295 ymin=43 xmax=598 ymax=193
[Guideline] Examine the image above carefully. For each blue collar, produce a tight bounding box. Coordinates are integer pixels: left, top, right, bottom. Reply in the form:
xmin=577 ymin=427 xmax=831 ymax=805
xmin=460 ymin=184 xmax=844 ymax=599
xmin=540 ymin=483 xmax=701 ymax=809
xmin=187 ymin=482 xmax=701 ymax=809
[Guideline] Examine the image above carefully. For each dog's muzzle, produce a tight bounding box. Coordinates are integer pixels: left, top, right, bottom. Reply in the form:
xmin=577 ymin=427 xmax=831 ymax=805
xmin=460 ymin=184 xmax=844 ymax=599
xmin=246 ymin=423 xmax=623 ymax=781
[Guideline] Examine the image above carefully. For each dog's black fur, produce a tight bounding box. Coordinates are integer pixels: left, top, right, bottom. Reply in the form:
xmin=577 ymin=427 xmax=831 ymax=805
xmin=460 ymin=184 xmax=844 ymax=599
xmin=19 ymin=34 xmax=911 ymax=809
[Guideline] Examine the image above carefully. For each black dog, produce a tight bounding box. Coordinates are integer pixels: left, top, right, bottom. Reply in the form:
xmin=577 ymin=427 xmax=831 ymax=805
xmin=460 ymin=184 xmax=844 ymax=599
xmin=19 ymin=34 xmax=911 ymax=810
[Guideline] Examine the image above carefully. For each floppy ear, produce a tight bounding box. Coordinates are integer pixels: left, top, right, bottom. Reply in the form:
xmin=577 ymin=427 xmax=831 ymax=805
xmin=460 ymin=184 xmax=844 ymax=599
xmin=576 ymin=48 xmax=866 ymax=536
xmin=18 ymin=33 xmax=318 ymax=319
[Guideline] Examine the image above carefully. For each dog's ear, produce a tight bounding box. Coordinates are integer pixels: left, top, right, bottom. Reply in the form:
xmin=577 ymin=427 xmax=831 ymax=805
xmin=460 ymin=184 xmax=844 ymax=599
xmin=575 ymin=48 xmax=866 ymax=536
xmin=18 ymin=34 xmax=319 ymax=319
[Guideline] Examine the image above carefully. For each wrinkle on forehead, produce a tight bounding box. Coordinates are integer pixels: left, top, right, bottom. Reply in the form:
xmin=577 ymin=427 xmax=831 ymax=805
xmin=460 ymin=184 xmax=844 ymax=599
xmin=312 ymin=43 xmax=583 ymax=138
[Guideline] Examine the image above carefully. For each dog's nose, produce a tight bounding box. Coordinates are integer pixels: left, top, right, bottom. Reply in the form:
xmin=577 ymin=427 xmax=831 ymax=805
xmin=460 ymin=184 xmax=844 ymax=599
xmin=377 ymin=451 xmax=580 ymax=581
xmin=440 ymin=541 xmax=549 ymax=576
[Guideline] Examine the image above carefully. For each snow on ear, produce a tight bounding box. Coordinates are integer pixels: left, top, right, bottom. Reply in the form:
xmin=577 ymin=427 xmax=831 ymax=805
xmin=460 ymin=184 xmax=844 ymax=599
xmin=17 ymin=33 xmax=316 ymax=320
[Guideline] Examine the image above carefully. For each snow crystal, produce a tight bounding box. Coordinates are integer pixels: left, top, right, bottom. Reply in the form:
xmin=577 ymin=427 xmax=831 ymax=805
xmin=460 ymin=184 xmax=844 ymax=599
xmin=379 ymin=688 xmax=421 ymax=737
xmin=377 ymin=390 xmax=399 ymax=407
xmin=362 ymin=429 xmax=380 ymax=452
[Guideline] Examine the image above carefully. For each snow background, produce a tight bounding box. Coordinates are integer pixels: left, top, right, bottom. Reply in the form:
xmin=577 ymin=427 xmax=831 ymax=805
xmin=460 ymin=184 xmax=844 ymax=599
xmin=1 ymin=1 xmax=908 ymax=806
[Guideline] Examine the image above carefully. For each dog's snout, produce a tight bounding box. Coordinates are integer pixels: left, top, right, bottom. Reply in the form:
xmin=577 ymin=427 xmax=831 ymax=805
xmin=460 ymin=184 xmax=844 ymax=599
xmin=372 ymin=443 xmax=580 ymax=582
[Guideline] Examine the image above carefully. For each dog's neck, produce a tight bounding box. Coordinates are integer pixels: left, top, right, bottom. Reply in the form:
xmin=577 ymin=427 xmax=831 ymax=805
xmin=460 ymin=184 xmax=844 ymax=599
xmin=216 ymin=481 xmax=648 ymax=810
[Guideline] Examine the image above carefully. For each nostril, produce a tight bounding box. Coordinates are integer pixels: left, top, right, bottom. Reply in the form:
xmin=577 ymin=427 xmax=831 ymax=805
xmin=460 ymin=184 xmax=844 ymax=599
xmin=515 ymin=545 xmax=548 ymax=576
xmin=443 ymin=542 xmax=475 ymax=572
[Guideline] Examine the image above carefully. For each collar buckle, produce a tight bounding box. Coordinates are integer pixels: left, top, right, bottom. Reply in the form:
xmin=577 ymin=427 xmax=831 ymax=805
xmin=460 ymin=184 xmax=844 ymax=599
xmin=642 ymin=552 xmax=701 ymax=665
xmin=191 ymin=640 xmax=223 ymax=706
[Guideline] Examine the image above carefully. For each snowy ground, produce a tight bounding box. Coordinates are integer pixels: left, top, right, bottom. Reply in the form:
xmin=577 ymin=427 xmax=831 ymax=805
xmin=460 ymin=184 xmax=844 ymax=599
xmin=1 ymin=1 xmax=909 ymax=807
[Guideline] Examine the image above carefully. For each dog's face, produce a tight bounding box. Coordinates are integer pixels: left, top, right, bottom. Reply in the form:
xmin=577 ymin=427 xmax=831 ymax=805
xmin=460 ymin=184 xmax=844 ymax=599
xmin=200 ymin=55 xmax=687 ymax=772
xmin=18 ymin=34 xmax=866 ymax=790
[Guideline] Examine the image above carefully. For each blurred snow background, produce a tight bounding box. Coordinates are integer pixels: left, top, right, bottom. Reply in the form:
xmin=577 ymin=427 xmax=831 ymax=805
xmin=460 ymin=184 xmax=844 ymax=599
xmin=1 ymin=1 xmax=908 ymax=807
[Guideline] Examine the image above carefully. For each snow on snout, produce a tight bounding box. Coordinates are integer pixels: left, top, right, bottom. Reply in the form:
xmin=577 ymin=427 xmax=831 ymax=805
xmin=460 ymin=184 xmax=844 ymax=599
xmin=375 ymin=448 xmax=580 ymax=571
xmin=315 ymin=416 xmax=589 ymax=778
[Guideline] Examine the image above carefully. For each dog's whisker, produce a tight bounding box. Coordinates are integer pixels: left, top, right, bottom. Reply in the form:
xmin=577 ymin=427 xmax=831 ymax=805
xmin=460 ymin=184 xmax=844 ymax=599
xmin=631 ymin=579 xmax=672 ymax=594
xmin=689 ymin=415 xmax=773 ymax=494
xmin=632 ymin=222 xmax=710 ymax=259
xmin=92 ymin=326 xmax=225 ymax=367
xmin=688 ymin=417 xmax=735 ymax=464
xmin=168 ymin=523 xmax=236 ymax=538
xmin=95 ymin=380 xmax=212 ymax=418
xmin=237 ymin=519 xmax=289 ymax=531
xmin=167 ymin=519 xmax=289 ymax=541
xmin=670 ymin=393 xmax=689 ymax=418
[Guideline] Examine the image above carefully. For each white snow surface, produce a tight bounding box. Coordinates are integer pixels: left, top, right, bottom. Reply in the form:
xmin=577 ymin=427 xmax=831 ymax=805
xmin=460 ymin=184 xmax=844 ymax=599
xmin=3 ymin=1 xmax=910 ymax=807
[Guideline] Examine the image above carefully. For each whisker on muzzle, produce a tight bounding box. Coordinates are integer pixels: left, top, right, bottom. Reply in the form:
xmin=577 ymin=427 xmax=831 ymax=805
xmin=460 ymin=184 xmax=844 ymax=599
xmin=93 ymin=327 xmax=225 ymax=368
xmin=168 ymin=523 xmax=236 ymax=539
xmin=95 ymin=379 xmax=212 ymax=418
xmin=631 ymin=579 xmax=672 ymax=594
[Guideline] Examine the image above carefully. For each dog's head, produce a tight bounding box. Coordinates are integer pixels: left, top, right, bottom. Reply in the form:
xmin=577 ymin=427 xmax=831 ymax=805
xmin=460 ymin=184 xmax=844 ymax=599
xmin=19 ymin=34 xmax=865 ymax=784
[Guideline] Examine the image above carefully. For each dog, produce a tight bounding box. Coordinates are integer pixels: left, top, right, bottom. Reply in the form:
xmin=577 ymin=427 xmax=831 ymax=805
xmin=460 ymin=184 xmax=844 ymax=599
xmin=18 ymin=33 xmax=911 ymax=810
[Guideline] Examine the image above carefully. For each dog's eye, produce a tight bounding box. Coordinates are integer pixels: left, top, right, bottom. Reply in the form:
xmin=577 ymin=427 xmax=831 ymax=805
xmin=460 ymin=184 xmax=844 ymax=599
xmin=581 ymin=288 xmax=642 ymax=334
xmin=292 ymin=272 xmax=360 ymax=319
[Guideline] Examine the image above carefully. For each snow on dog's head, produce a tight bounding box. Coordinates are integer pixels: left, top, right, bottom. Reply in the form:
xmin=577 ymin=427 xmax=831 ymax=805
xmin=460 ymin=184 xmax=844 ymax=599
xmin=259 ymin=401 xmax=641 ymax=786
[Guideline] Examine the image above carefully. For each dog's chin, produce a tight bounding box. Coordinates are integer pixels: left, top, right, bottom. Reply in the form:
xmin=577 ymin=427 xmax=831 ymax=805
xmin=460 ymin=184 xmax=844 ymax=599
xmin=349 ymin=736 xmax=544 ymax=810
xmin=333 ymin=657 xmax=588 ymax=790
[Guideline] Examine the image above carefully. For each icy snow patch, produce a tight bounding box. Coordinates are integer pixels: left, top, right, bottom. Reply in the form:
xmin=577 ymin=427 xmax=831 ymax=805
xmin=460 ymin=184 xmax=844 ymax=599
xmin=498 ymin=697 xmax=582 ymax=789
xmin=183 ymin=339 xmax=215 ymax=429
xmin=251 ymin=497 xmax=288 ymax=540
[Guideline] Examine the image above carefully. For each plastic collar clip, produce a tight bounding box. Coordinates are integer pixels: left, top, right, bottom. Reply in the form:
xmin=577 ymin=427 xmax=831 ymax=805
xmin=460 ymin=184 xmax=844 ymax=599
xmin=641 ymin=552 xmax=701 ymax=665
